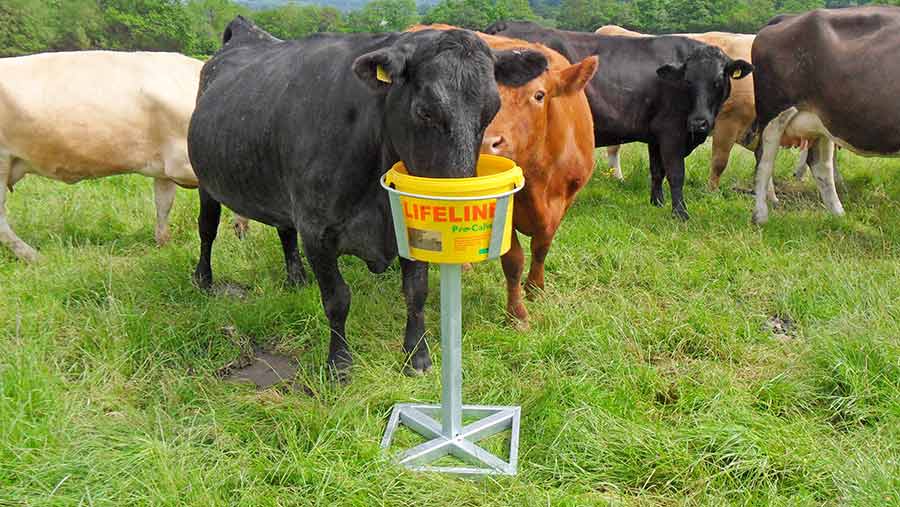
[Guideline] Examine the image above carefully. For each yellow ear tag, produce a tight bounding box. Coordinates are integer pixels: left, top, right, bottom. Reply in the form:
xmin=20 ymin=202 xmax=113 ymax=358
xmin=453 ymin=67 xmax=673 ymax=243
xmin=732 ymin=70 xmax=742 ymax=78
xmin=376 ymin=65 xmax=392 ymax=83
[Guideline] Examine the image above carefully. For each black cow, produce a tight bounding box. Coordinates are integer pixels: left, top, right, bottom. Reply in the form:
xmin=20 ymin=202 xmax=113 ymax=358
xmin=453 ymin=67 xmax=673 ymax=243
xmin=750 ymin=7 xmax=900 ymax=224
xmin=188 ymin=17 xmax=547 ymax=377
xmin=484 ymin=21 xmax=753 ymax=219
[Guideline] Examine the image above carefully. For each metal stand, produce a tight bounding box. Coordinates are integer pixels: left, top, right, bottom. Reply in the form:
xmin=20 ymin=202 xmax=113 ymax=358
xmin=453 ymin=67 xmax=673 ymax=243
xmin=381 ymin=264 xmax=521 ymax=475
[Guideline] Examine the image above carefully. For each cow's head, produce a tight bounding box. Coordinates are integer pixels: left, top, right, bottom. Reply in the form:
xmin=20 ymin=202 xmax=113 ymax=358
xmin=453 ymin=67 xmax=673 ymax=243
xmin=353 ymin=29 xmax=548 ymax=178
xmin=483 ymin=54 xmax=598 ymax=169
xmin=657 ymin=45 xmax=752 ymax=136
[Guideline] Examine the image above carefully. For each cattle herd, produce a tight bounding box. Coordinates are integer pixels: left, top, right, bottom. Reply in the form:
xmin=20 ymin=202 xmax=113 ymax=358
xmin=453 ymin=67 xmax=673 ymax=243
xmin=1 ymin=7 xmax=898 ymax=377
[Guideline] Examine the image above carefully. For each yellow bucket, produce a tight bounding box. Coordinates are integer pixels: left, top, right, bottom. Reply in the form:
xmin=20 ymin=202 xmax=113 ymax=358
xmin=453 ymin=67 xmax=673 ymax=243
xmin=381 ymin=155 xmax=524 ymax=264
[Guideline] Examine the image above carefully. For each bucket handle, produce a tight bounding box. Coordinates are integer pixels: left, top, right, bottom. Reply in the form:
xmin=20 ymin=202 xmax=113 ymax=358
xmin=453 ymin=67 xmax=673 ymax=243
xmin=380 ymin=174 xmax=523 ymax=201
xmin=486 ymin=194 xmax=511 ymax=260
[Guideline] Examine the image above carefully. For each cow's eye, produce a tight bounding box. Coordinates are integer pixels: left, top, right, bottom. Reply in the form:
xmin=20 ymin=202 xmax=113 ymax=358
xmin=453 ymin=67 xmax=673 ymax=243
xmin=534 ymin=91 xmax=546 ymax=103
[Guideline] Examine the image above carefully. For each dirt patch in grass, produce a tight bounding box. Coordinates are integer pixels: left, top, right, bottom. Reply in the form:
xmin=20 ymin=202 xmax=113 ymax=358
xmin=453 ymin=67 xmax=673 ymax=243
xmin=766 ymin=314 xmax=795 ymax=343
xmin=219 ymin=348 xmax=299 ymax=390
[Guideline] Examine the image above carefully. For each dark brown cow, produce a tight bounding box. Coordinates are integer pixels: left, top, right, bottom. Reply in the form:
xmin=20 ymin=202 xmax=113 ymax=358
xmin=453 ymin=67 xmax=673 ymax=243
xmin=751 ymin=7 xmax=900 ymax=224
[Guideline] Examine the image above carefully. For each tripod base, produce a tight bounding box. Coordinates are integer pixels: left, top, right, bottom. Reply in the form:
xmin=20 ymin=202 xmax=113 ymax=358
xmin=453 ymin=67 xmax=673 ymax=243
xmin=381 ymin=403 xmax=521 ymax=476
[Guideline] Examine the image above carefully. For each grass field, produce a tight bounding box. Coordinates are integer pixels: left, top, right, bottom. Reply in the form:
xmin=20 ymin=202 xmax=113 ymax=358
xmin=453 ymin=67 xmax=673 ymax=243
xmin=2 ymin=144 xmax=899 ymax=506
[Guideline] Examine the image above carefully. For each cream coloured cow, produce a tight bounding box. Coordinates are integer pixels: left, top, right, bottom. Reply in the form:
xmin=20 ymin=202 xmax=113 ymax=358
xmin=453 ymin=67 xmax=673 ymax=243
xmin=0 ymin=50 xmax=247 ymax=262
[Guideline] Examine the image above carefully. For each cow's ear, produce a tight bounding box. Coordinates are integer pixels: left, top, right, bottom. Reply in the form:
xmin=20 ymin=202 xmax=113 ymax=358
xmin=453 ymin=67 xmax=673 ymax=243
xmin=657 ymin=62 xmax=685 ymax=82
xmin=353 ymin=47 xmax=406 ymax=91
xmin=494 ymin=49 xmax=548 ymax=87
xmin=725 ymin=59 xmax=753 ymax=80
xmin=554 ymin=56 xmax=598 ymax=97
xmin=483 ymin=21 xmax=507 ymax=34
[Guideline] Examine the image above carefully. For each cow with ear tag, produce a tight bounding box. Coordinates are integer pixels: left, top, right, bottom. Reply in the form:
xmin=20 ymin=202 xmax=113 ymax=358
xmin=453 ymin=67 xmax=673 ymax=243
xmin=485 ymin=21 xmax=752 ymax=220
xmin=188 ymin=16 xmax=548 ymax=379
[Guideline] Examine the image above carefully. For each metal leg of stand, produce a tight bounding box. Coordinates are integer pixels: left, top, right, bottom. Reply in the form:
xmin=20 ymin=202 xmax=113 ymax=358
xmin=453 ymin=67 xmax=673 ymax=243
xmin=440 ymin=264 xmax=463 ymax=438
xmin=381 ymin=264 xmax=521 ymax=476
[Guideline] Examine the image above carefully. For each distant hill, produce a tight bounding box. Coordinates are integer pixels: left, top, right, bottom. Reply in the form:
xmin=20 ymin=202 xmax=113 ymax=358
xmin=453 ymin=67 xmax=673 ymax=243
xmin=236 ymin=0 xmax=439 ymax=11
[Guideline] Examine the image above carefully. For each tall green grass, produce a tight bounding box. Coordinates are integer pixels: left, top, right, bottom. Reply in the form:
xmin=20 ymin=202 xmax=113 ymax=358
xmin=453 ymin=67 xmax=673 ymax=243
xmin=1 ymin=144 xmax=898 ymax=506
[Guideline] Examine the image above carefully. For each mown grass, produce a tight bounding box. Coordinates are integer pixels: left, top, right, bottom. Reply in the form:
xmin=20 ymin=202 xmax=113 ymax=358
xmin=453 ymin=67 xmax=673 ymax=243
xmin=1 ymin=144 xmax=899 ymax=506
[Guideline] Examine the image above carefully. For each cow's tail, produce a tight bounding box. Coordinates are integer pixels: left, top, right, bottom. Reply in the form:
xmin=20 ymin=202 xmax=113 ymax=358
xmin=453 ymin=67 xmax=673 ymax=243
xmin=741 ymin=118 xmax=762 ymax=151
xmin=221 ymin=15 xmax=282 ymax=47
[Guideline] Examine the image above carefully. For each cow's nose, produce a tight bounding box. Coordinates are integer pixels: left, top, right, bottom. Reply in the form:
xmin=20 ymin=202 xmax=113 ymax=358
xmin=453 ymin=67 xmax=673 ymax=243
xmin=690 ymin=119 xmax=710 ymax=133
xmin=482 ymin=135 xmax=506 ymax=155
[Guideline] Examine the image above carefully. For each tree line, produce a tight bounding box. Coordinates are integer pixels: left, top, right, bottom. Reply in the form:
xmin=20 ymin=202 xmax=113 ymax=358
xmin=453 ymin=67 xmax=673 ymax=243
xmin=1 ymin=0 xmax=893 ymax=58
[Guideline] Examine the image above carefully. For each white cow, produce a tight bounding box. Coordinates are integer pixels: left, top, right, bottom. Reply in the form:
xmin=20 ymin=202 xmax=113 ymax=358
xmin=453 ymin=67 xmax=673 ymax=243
xmin=0 ymin=50 xmax=246 ymax=262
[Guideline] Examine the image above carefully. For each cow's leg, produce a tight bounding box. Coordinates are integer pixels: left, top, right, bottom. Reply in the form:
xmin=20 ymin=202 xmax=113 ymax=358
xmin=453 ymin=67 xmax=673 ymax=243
xmin=648 ymin=142 xmax=665 ymax=208
xmin=0 ymin=154 xmax=38 ymax=262
xmin=501 ymin=231 xmax=529 ymax=329
xmin=400 ymin=258 xmax=431 ymax=375
xmin=606 ymin=145 xmax=624 ymax=181
xmin=794 ymin=148 xmax=809 ymax=180
xmin=525 ymin=226 xmax=556 ymax=300
xmin=767 ymin=173 xmax=779 ymax=205
xmin=232 ymin=214 xmax=250 ymax=239
xmin=659 ymin=138 xmax=689 ymax=220
xmin=707 ymin=122 xmax=739 ymax=191
xmin=753 ymin=108 xmax=799 ymax=224
xmin=153 ymin=178 xmax=177 ymax=246
xmin=808 ymin=138 xmax=845 ymax=216
xmin=831 ymin=149 xmax=844 ymax=189
xmin=277 ymin=227 xmax=307 ymax=287
xmin=192 ymin=187 xmax=221 ymax=289
xmin=304 ymin=240 xmax=352 ymax=377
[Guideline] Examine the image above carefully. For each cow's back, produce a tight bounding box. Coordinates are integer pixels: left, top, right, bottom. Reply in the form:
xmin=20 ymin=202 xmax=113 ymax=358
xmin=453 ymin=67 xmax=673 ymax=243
xmin=753 ymin=7 xmax=900 ymax=153
xmin=0 ymin=51 xmax=203 ymax=183
xmin=189 ymin=32 xmax=395 ymax=231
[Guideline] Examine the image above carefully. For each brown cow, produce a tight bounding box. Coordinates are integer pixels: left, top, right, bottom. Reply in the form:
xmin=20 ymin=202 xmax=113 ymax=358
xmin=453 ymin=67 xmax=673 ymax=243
xmin=409 ymin=24 xmax=597 ymax=326
xmin=596 ymin=25 xmax=763 ymax=192
xmin=751 ymin=7 xmax=900 ymax=224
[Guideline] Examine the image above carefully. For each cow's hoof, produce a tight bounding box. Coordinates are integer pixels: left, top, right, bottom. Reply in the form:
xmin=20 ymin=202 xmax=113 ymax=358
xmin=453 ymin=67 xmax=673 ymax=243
xmin=328 ymin=357 xmax=353 ymax=384
xmin=506 ymin=304 xmax=530 ymax=331
xmin=233 ymin=220 xmax=249 ymax=240
xmin=461 ymin=263 xmax=473 ymax=272
xmin=192 ymin=271 xmax=213 ymax=291
xmin=707 ymin=179 xmax=720 ymax=192
xmin=752 ymin=208 xmax=769 ymax=225
xmin=672 ymin=208 xmax=690 ymax=221
xmin=14 ymin=244 xmax=40 ymax=263
xmin=603 ymin=168 xmax=624 ymax=181
xmin=403 ymin=353 xmax=432 ymax=377
xmin=524 ymin=282 xmax=544 ymax=301
xmin=650 ymin=195 xmax=665 ymax=207
xmin=285 ymin=269 xmax=308 ymax=288
xmin=155 ymin=228 xmax=171 ymax=247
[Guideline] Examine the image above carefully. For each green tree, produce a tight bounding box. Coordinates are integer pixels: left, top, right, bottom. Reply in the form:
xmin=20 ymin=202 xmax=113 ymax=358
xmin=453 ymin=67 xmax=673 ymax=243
xmin=556 ymin=0 xmax=631 ymax=31
xmin=424 ymin=0 xmax=535 ymax=30
xmin=0 ymin=0 xmax=57 ymax=56
xmin=345 ymin=0 xmax=419 ymax=32
xmin=185 ymin=0 xmax=249 ymax=54
xmin=101 ymin=0 xmax=197 ymax=52
xmin=253 ymin=4 xmax=343 ymax=39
